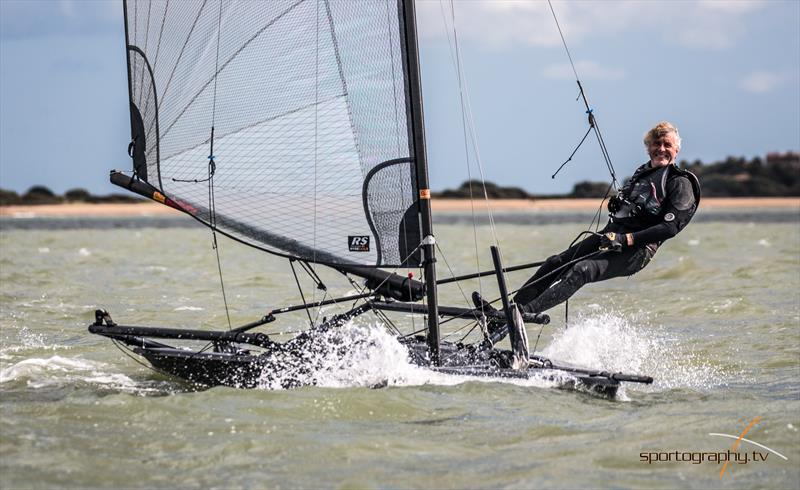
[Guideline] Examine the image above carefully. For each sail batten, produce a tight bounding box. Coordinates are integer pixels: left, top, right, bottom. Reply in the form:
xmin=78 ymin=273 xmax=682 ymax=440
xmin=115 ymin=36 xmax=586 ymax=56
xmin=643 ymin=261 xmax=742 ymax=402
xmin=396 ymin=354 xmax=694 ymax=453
xmin=124 ymin=0 xmax=421 ymax=267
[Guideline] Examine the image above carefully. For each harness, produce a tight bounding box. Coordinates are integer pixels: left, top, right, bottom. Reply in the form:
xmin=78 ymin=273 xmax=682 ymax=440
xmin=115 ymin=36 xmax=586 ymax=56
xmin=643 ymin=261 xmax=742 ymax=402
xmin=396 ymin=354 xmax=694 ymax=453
xmin=610 ymin=163 xmax=701 ymax=230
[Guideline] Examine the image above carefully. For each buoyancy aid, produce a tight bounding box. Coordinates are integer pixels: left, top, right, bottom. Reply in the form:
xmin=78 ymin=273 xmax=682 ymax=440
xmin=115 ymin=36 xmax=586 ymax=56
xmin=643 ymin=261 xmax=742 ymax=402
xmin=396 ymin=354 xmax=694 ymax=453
xmin=610 ymin=163 xmax=701 ymax=231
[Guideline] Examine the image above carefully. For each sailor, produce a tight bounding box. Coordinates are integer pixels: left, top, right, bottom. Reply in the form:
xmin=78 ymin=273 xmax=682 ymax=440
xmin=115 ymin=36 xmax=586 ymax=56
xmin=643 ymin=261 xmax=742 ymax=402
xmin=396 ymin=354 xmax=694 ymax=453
xmin=474 ymin=121 xmax=700 ymax=316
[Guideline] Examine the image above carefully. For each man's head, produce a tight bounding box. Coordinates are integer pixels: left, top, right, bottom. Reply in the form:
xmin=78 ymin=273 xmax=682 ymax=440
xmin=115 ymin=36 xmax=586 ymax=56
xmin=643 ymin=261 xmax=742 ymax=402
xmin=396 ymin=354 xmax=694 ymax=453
xmin=644 ymin=121 xmax=681 ymax=167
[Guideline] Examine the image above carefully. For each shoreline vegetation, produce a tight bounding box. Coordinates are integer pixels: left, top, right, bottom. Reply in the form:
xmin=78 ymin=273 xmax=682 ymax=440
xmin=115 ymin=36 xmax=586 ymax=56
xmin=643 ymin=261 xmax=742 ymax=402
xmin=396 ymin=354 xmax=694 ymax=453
xmin=1 ymin=197 xmax=798 ymax=218
xmin=2 ymin=152 xmax=797 ymax=216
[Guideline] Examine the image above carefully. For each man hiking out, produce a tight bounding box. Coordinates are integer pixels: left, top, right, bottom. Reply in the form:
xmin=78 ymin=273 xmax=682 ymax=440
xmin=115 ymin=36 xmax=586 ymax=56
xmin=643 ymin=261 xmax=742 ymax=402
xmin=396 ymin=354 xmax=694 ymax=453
xmin=474 ymin=121 xmax=701 ymax=319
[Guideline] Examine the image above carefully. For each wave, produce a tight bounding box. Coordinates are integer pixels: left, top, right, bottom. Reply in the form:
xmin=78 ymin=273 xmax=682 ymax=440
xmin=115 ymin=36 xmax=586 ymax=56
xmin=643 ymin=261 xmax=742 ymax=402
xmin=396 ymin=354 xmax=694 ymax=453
xmin=0 ymin=355 xmax=150 ymax=393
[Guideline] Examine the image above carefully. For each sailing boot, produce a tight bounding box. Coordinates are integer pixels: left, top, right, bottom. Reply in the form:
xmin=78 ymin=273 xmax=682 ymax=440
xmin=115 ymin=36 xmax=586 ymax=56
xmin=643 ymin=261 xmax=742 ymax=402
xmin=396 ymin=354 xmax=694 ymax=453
xmin=521 ymin=311 xmax=550 ymax=325
xmin=471 ymin=291 xmax=497 ymax=313
xmin=472 ymin=291 xmax=505 ymax=337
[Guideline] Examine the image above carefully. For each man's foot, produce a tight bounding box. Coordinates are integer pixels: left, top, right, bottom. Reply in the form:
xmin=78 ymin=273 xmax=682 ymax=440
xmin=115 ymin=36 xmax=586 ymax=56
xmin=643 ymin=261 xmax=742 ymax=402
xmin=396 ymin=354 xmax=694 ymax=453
xmin=472 ymin=291 xmax=497 ymax=313
xmin=521 ymin=312 xmax=550 ymax=325
xmin=518 ymin=303 xmax=550 ymax=324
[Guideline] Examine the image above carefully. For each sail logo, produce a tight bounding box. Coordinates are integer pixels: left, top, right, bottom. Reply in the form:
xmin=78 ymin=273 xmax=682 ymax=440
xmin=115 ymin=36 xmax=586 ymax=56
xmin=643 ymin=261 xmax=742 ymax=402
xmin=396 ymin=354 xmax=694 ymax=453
xmin=349 ymin=236 xmax=370 ymax=252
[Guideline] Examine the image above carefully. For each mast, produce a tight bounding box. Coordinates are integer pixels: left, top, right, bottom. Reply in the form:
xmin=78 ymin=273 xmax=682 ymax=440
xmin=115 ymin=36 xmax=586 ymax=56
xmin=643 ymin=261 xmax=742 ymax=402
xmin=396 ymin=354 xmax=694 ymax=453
xmin=401 ymin=0 xmax=439 ymax=364
xmin=122 ymin=0 xmax=135 ymax=152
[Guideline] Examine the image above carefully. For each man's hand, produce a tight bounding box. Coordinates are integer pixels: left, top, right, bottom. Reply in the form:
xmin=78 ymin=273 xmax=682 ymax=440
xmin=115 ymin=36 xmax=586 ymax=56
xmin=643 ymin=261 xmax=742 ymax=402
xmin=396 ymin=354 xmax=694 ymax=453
xmin=607 ymin=195 xmax=624 ymax=214
xmin=599 ymin=232 xmax=626 ymax=252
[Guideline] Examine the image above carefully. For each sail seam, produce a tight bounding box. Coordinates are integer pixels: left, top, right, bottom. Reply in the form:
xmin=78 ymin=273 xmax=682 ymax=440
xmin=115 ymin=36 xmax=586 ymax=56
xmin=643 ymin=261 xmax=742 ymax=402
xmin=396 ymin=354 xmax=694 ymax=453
xmin=151 ymin=0 xmax=208 ymax=143
xmin=321 ymin=0 xmax=362 ymax=172
xmin=138 ymin=0 xmax=169 ymax=131
xmin=158 ymin=94 xmax=343 ymax=168
xmin=136 ymin=0 xmax=152 ymax=110
xmin=158 ymin=0 xmax=307 ymax=144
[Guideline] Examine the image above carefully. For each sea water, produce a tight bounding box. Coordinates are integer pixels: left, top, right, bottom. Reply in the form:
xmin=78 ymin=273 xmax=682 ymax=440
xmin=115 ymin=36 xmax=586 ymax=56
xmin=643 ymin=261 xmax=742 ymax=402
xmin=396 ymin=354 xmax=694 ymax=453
xmin=1 ymin=209 xmax=798 ymax=489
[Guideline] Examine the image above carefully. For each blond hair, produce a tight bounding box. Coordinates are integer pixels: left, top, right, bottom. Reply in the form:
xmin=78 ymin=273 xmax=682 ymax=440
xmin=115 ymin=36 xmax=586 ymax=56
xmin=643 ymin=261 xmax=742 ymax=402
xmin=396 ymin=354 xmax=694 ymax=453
xmin=644 ymin=121 xmax=681 ymax=151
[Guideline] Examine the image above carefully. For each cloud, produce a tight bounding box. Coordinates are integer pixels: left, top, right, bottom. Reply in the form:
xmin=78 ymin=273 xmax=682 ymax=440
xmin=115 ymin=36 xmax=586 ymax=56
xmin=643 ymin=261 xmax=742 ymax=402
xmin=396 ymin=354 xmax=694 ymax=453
xmin=0 ymin=0 xmax=119 ymax=40
xmin=543 ymin=60 xmax=625 ymax=81
xmin=739 ymin=71 xmax=786 ymax=94
xmin=416 ymin=0 xmax=770 ymax=51
xmin=697 ymin=0 xmax=764 ymax=14
xmin=417 ymin=0 xmax=558 ymax=48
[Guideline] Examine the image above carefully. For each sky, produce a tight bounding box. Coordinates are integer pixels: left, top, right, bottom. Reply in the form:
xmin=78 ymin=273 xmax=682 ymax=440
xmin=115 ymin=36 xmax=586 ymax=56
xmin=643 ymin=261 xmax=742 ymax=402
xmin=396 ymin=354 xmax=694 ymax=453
xmin=0 ymin=0 xmax=798 ymax=196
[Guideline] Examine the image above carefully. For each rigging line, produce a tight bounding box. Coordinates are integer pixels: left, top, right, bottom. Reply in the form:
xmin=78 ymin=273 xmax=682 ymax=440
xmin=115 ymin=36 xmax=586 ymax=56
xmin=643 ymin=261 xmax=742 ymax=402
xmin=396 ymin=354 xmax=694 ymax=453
xmin=507 ymin=249 xmax=602 ymax=298
xmin=347 ymin=241 xmax=425 ymax=309
xmin=451 ymin=320 xmax=480 ymax=343
xmin=383 ymin=1 xmax=409 ymax=288
xmin=399 ymin=327 xmax=427 ymax=339
xmin=290 ymin=260 xmax=315 ymax=328
xmin=546 ymin=0 xmax=618 ymax=189
xmin=299 ymin=260 xmax=325 ymax=291
xmin=443 ymin=0 xmax=517 ymax=318
xmin=531 ymin=321 xmax=547 ymax=354
xmin=373 ymin=307 xmax=402 ymax=337
xmin=439 ymin=0 xmax=500 ymax=246
xmin=340 ymin=274 xmax=402 ymax=336
xmin=313 ymin=0 xmax=319 ymax=302
xmin=552 ymin=124 xmax=592 ymax=179
xmin=442 ymin=0 xmax=485 ymax=305
xmin=208 ymin=0 xmax=231 ymax=331
xmin=111 ymin=338 xmax=161 ymax=375
xmin=559 ymin=182 xmax=613 ymax=291
xmin=546 ymin=0 xmax=620 ymax=295
xmin=435 ymin=241 xmax=471 ymax=310
xmin=312 ymin=290 xmax=329 ymax=326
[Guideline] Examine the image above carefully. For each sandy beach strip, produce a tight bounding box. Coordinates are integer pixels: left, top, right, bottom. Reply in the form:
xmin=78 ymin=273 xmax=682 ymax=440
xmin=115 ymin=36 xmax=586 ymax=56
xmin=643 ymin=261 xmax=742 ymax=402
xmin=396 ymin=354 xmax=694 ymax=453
xmin=1 ymin=197 xmax=798 ymax=218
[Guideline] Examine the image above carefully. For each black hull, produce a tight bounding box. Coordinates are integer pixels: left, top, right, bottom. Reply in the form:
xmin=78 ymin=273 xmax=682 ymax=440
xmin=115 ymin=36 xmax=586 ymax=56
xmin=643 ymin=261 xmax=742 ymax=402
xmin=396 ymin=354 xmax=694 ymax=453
xmin=90 ymin=308 xmax=651 ymax=397
xmin=133 ymin=342 xmax=619 ymax=397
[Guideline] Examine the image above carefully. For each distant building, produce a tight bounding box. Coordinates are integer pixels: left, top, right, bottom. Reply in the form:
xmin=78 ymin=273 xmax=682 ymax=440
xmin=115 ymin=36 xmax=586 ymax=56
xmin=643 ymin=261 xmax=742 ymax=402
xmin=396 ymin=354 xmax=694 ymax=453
xmin=766 ymin=151 xmax=799 ymax=167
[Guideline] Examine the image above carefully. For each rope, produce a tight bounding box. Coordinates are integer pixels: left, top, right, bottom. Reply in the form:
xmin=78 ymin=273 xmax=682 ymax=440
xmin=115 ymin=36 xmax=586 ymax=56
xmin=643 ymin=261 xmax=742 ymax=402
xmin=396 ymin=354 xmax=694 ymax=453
xmin=290 ymin=260 xmax=315 ymax=329
xmin=208 ymin=0 xmax=232 ymax=330
xmin=441 ymin=0 xmax=487 ymax=306
xmin=312 ymin=0 xmax=319 ymax=302
xmin=441 ymin=0 xmax=520 ymax=317
xmin=546 ymin=0 xmax=619 ymax=190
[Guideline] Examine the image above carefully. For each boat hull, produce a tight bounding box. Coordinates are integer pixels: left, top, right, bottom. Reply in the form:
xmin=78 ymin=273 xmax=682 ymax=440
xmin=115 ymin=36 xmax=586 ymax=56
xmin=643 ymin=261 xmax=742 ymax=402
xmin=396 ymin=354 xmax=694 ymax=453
xmin=134 ymin=343 xmax=619 ymax=397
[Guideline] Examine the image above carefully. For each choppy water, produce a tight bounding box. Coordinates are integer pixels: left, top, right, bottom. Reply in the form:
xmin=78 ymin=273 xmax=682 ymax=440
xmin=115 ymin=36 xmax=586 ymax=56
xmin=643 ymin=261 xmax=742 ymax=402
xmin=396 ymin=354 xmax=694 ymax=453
xmin=1 ymin=209 xmax=799 ymax=489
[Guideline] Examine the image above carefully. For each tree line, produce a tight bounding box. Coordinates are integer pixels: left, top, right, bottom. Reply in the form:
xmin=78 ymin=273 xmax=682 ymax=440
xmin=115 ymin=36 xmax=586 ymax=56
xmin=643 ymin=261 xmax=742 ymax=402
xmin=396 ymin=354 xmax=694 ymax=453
xmin=0 ymin=186 xmax=140 ymax=206
xmin=432 ymin=152 xmax=800 ymax=199
xmin=1 ymin=152 xmax=797 ymax=205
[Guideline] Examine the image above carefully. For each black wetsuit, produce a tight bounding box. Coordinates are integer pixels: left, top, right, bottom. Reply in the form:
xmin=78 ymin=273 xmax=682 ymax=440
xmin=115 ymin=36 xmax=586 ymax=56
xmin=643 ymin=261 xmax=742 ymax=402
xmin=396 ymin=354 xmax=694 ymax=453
xmin=514 ymin=162 xmax=700 ymax=314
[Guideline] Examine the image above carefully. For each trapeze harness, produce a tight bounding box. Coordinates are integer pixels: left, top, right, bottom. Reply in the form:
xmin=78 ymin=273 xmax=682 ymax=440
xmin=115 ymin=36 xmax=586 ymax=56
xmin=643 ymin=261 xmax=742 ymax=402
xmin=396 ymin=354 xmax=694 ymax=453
xmin=608 ymin=163 xmax=702 ymax=247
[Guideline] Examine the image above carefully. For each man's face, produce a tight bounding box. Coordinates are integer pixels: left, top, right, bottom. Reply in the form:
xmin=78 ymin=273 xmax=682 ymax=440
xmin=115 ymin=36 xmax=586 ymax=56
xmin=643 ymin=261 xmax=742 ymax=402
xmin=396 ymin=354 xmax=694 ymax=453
xmin=647 ymin=132 xmax=679 ymax=167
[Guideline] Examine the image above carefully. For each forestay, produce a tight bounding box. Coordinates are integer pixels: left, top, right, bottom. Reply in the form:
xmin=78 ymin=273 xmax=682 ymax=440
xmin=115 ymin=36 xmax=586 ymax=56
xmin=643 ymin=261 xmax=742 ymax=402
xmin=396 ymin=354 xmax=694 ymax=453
xmin=125 ymin=0 xmax=422 ymax=267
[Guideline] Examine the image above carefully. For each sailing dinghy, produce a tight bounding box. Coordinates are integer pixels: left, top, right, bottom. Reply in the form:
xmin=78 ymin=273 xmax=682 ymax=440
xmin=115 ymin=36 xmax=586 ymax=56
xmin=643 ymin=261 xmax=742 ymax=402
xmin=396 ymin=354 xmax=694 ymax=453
xmin=89 ymin=0 xmax=653 ymax=397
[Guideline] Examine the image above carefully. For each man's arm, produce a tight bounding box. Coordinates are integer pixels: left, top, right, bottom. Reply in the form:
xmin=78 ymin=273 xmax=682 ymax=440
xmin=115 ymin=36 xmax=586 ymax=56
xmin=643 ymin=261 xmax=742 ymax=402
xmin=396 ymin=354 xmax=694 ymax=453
xmin=629 ymin=176 xmax=696 ymax=246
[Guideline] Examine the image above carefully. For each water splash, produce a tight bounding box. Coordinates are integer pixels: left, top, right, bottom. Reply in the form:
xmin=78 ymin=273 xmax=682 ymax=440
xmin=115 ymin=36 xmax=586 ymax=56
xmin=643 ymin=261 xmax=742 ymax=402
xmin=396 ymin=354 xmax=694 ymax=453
xmin=255 ymin=322 xmax=564 ymax=391
xmin=540 ymin=311 xmax=728 ymax=393
xmin=0 ymin=355 xmax=147 ymax=392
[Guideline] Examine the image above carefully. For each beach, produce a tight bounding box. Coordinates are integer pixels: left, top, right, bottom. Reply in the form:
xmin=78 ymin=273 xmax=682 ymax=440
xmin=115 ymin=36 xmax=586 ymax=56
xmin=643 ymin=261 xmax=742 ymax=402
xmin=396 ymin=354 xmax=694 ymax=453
xmin=1 ymin=197 xmax=798 ymax=218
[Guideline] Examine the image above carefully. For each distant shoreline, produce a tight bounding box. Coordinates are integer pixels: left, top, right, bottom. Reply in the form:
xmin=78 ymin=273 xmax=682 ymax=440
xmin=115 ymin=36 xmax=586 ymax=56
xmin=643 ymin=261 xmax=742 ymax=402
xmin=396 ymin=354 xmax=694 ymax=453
xmin=1 ymin=197 xmax=798 ymax=218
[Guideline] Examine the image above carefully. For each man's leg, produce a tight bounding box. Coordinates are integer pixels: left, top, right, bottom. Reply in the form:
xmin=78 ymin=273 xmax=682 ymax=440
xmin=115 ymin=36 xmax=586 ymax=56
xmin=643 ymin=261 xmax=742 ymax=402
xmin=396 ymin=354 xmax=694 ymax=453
xmin=519 ymin=246 xmax=650 ymax=314
xmin=513 ymin=234 xmax=601 ymax=306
